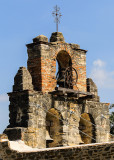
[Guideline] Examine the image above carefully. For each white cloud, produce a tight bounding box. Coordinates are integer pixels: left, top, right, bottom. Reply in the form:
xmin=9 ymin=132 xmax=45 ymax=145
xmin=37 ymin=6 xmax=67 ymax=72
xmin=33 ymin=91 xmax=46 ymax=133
xmin=0 ymin=94 xmax=9 ymax=102
xmin=90 ymin=59 xmax=114 ymax=89
xmin=93 ymin=59 xmax=105 ymax=68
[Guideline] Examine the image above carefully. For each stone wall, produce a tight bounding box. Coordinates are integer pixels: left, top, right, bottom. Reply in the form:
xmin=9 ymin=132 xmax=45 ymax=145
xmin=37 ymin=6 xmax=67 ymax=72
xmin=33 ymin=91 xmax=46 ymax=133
xmin=0 ymin=139 xmax=114 ymax=160
xmin=86 ymin=78 xmax=100 ymax=102
xmin=84 ymin=101 xmax=110 ymax=143
xmin=13 ymin=67 xmax=33 ymax=92
xmin=110 ymin=135 xmax=114 ymax=141
xmin=5 ymin=87 xmax=110 ymax=149
xmin=4 ymin=91 xmax=110 ymax=148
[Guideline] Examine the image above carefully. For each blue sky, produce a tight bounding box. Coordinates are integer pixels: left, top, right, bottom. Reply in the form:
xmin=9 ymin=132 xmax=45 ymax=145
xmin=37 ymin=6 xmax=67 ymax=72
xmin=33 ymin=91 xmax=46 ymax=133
xmin=0 ymin=0 xmax=114 ymax=133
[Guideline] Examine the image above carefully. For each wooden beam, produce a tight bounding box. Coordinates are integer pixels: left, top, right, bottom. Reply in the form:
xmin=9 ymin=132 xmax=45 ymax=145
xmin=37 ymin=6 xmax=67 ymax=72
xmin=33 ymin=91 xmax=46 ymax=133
xmin=55 ymin=87 xmax=92 ymax=96
xmin=78 ymin=95 xmax=95 ymax=100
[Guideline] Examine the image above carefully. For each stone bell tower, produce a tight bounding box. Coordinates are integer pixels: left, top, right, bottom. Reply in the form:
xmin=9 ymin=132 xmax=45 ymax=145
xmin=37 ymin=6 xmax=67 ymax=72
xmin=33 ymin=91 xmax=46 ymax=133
xmin=27 ymin=32 xmax=87 ymax=93
xmin=4 ymin=32 xmax=110 ymax=149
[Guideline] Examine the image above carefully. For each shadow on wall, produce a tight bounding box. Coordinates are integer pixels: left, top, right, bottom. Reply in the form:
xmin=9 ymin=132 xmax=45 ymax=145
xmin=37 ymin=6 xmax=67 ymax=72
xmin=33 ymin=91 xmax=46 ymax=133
xmin=46 ymin=108 xmax=63 ymax=148
xmin=79 ymin=113 xmax=96 ymax=144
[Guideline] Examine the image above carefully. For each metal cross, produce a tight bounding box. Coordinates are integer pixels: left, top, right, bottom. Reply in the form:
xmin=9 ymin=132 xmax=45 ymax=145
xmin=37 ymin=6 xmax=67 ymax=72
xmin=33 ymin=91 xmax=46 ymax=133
xmin=52 ymin=5 xmax=62 ymax=32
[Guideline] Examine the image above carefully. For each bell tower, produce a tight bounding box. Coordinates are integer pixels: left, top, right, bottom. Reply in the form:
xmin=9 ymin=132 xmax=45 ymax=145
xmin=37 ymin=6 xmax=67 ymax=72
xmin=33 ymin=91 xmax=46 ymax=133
xmin=27 ymin=32 xmax=87 ymax=93
xmin=4 ymin=32 xmax=110 ymax=149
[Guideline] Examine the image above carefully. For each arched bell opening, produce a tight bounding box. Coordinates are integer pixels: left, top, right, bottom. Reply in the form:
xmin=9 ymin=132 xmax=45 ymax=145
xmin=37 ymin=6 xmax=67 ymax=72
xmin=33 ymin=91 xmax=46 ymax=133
xmin=56 ymin=51 xmax=73 ymax=89
xmin=46 ymin=108 xmax=63 ymax=148
xmin=79 ymin=113 xmax=96 ymax=144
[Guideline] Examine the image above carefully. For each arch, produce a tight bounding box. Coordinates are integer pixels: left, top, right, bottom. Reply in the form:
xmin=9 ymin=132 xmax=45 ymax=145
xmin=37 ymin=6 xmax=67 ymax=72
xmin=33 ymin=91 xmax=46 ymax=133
xmin=46 ymin=108 xmax=63 ymax=148
xmin=56 ymin=50 xmax=73 ymax=88
xmin=56 ymin=50 xmax=72 ymax=69
xmin=79 ymin=113 xmax=96 ymax=144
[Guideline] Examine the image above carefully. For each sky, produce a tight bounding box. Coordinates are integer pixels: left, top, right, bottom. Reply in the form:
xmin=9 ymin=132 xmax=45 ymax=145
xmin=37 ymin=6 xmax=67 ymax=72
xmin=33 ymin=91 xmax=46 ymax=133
xmin=0 ymin=0 xmax=114 ymax=133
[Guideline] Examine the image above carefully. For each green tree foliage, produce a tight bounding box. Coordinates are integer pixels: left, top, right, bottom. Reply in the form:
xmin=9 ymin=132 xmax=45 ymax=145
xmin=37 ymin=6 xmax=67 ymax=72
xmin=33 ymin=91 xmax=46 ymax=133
xmin=109 ymin=104 xmax=114 ymax=134
xmin=109 ymin=104 xmax=114 ymax=109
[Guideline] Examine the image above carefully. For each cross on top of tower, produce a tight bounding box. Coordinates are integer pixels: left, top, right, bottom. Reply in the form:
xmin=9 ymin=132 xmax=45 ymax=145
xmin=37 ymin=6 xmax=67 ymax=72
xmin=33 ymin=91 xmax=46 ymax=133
xmin=52 ymin=5 xmax=62 ymax=32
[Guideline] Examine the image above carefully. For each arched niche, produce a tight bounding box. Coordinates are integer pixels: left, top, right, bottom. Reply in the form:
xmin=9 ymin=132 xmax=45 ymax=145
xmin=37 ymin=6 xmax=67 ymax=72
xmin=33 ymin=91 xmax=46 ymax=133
xmin=56 ymin=50 xmax=72 ymax=69
xmin=56 ymin=50 xmax=72 ymax=88
xmin=46 ymin=108 xmax=63 ymax=148
xmin=79 ymin=113 xmax=96 ymax=144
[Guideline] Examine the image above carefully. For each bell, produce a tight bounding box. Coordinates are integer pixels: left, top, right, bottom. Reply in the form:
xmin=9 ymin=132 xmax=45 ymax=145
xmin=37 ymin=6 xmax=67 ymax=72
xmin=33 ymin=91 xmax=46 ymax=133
xmin=57 ymin=69 xmax=65 ymax=82
xmin=46 ymin=130 xmax=53 ymax=142
xmin=79 ymin=135 xmax=84 ymax=144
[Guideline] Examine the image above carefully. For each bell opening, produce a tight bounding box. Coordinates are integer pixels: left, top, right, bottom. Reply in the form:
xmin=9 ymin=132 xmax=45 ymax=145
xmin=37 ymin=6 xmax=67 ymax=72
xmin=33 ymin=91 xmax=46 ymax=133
xmin=56 ymin=50 xmax=73 ymax=89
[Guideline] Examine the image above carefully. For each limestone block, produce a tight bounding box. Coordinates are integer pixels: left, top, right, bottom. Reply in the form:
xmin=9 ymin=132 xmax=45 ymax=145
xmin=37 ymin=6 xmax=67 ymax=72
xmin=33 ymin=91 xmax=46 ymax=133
xmin=13 ymin=67 xmax=33 ymax=91
xmin=33 ymin=35 xmax=48 ymax=43
xmin=87 ymin=78 xmax=100 ymax=102
xmin=50 ymin=32 xmax=65 ymax=42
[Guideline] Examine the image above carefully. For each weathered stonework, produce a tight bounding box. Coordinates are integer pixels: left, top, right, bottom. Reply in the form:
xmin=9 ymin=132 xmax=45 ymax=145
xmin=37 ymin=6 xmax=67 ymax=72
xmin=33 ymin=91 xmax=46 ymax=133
xmin=0 ymin=138 xmax=114 ymax=160
xmin=3 ymin=32 xmax=111 ymax=151
xmin=13 ymin=67 xmax=33 ymax=91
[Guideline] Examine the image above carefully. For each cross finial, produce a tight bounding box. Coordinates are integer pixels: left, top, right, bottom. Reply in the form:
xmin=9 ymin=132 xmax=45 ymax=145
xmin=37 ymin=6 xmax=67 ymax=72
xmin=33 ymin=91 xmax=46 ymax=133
xmin=52 ymin=5 xmax=62 ymax=32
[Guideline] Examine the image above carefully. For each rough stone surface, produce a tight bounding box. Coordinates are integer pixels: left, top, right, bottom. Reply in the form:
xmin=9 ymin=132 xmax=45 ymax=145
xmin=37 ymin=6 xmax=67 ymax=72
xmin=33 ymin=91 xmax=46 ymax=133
xmin=5 ymin=89 xmax=110 ymax=148
xmin=0 ymin=139 xmax=114 ymax=160
xmin=87 ymin=78 xmax=100 ymax=102
xmin=13 ymin=67 xmax=33 ymax=91
xmin=3 ymin=32 xmax=111 ymax=152
xmin=33 ymin=35 xmax=48 ymax=43
xmin=50 ymin=32 xmax=65 ymax=42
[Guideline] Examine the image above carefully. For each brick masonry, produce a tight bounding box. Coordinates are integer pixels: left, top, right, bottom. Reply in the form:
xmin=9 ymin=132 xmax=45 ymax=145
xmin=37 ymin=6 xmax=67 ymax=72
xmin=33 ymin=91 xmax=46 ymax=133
xmin=27 ymin=32 xmax=87 ymax=92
